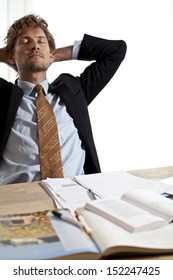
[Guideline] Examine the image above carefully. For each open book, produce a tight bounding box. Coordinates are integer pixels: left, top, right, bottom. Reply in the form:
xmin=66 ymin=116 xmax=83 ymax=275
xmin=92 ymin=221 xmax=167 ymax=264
xmin=0 ymin=209 xmax=99 ymax=260
xmin=1 ymin=207 xmax=173 ymax=260
xmin=84 ymin=189 xmax=173 ymax=232
xmin=76 ymin=206 xmax=173 ymax=259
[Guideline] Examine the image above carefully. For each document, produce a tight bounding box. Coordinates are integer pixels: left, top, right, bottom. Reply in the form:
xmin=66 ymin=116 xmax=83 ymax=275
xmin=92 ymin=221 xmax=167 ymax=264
xmin=42 ymin=177 xmax=97 ymax=210
xmin=74 ymin=170 xmax=171 ymax=199
xmin=42 ymin=171 xmax=171 ymax=211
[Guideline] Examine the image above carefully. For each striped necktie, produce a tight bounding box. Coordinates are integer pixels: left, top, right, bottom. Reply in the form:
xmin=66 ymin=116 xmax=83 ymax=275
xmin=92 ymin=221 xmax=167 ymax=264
xmin=35 ymin=84 xmax=64 ymax=179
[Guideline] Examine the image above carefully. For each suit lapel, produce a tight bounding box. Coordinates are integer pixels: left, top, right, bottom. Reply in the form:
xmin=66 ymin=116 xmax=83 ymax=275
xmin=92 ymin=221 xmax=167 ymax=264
xmin=0 ymin=83 xmax=23 ymax=156
xmin=49 ymin=76 xmax=90 ymax=148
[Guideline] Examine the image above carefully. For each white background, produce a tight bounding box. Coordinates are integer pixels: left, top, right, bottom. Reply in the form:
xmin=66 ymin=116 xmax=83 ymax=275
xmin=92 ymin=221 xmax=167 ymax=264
xmin=1 ymin=0 xmax=173 ymax=172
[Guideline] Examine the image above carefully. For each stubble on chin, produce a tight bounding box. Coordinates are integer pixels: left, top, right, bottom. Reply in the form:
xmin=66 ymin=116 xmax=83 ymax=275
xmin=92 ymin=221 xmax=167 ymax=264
xmin=21 ymin=61 xmax=50 ymax=73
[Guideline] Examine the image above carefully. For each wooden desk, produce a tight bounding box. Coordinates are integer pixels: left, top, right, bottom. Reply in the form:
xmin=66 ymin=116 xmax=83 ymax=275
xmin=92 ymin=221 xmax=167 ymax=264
xmin=0 ymin=166 xmax=173 ymax=260
xmin=0 ymin=181 xmax=55 ymax=216
xmin=129 ymin=165 xmax=173 ymax=180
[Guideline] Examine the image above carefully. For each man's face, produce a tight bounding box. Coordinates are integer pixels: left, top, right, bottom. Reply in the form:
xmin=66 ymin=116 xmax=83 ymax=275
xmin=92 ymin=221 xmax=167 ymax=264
xmin=9 ymin=27 xmax=53 ymax=75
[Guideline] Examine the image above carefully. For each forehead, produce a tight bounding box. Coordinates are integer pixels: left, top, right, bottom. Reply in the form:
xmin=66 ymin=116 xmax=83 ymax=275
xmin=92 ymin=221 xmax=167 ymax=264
xmin=17 ymin=27 xmax=47 ymax=39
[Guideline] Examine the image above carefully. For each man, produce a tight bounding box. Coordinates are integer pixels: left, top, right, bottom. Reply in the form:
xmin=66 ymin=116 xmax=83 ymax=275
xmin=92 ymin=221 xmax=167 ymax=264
xmin=0 ymin=14 xmax=126 ymax=184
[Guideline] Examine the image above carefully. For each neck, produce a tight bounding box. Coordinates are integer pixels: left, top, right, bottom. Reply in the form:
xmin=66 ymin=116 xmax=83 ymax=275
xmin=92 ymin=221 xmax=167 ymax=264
xmin=19 ymin=72 xmax=47 ymax=85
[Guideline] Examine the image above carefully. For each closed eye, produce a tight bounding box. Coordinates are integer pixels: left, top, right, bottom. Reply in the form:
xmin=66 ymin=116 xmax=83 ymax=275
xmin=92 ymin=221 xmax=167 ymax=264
xmin=38 ymin=38 xmax=47 ymax=44
xmin=18 ymin=38 xmax=29 ymax=44
xmin=17 ymin=36 xmax=47 ymax=45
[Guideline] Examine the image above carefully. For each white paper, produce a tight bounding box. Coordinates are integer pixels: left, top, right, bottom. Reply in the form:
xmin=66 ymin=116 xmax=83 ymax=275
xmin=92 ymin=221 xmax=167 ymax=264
xmin=42 ymin=178 xmax=92 ymax=210
xmin=74 ymin=170 xmax=171 ymax=199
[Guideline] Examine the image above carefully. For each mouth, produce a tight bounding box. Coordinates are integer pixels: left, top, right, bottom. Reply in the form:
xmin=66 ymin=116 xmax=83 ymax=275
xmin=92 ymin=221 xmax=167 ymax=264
xmin=27 ymin=52 xmax=44 ymax=59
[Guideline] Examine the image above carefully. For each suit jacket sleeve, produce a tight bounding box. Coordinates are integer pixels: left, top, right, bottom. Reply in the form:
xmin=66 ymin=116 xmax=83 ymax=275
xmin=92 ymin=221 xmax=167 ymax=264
xmin=77 ymin=34 xmax=127 ymax=105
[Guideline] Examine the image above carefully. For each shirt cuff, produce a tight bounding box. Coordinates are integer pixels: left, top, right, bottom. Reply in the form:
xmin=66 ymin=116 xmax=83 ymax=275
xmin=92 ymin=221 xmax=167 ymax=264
xmin=72 ymin=40 xmax=81 ymax=59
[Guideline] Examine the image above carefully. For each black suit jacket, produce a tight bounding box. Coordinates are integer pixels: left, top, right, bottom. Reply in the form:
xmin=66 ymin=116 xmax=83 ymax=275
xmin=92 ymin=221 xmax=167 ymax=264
xmin=0 ymin=34 xmax=126 ymax=175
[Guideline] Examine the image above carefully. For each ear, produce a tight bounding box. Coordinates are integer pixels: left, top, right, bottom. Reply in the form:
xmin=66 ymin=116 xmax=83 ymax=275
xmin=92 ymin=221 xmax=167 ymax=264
xmin=8 ymin=53 xmax=16 ymax=65
xmin=49 ymin=53 xmax=54 ymax=64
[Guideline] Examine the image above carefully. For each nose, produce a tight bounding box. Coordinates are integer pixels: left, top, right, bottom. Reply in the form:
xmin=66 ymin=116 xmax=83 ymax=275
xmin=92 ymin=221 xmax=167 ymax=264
xmin=31 ymin=40 xmax=40 ymax=50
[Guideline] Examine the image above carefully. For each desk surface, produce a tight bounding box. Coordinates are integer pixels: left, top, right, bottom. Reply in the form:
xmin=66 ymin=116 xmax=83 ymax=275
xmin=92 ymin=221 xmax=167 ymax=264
xmin=1 ymin=165 xmax=173 ymax=260
xmin=129 ymin=165 xmax=173 ymax=180
xmin=0 ymin=181 xmax=55 ymax=216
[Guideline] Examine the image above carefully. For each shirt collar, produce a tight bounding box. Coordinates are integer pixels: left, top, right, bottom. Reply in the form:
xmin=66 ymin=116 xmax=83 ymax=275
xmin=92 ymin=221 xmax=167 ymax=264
xmin=17 ymin=79 xmax=49 ymax=96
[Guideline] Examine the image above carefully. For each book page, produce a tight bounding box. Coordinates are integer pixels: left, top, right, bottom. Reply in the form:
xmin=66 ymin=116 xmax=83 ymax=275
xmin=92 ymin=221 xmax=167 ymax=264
xmin=84 ymin=198 xmax=167 ymax=232
xmin=0 ymin=210 xmax=100 ymax=260
xmin=122 ymin=189 xmax=173 ymax=222
xmin=79 ymin=208 xmax=173 ymax=256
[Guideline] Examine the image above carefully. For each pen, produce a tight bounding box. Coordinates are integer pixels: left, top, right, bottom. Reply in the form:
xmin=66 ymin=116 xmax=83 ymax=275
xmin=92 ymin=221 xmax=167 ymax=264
xmin=88 ymin=189 xmax=97 ymax=200
xmin=52 ymin=211 xmax=83 ymax=228
xmin=75 ymin=211 xmax=92 ymax=234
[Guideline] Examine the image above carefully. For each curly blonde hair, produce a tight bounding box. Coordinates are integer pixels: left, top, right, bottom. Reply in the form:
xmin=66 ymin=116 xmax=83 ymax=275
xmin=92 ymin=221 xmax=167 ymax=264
xmin=4 ymin=14 xmax=56 ymax=52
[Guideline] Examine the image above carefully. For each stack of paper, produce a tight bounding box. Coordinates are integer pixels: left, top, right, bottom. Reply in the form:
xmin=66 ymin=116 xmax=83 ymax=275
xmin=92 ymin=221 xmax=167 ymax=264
xmin=42 ymin=178 xmax=93 ymax=210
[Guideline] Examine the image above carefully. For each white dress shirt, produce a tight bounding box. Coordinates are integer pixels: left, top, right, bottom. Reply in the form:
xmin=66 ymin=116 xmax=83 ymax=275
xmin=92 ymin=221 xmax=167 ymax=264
xmin=0 ymin=41 xmax=86 ymax=184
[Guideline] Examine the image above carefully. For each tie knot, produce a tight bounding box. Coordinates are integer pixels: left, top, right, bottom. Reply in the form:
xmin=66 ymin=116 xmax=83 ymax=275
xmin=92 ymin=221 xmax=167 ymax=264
xmin=35 ymin=84 xmax=43 ymax=94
